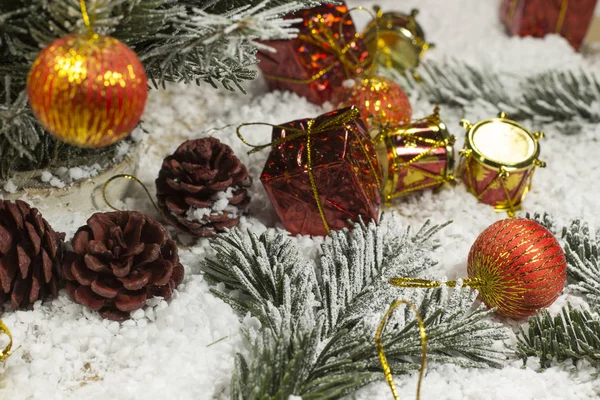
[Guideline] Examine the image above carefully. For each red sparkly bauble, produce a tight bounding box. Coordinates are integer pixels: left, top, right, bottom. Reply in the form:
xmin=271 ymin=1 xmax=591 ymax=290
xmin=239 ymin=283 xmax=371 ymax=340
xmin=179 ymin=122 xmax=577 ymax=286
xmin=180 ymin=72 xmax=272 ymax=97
xmin=27 ymin=34 xmax=147 ymax=148
xmin=467 ymin=218 xmax=566 ymax=319
xmin=332 ymin=76 xmax=412 ymax=128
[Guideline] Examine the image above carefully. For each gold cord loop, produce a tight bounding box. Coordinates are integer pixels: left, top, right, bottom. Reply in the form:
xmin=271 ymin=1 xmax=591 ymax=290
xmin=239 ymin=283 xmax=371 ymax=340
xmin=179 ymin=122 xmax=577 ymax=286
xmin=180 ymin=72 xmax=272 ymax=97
xmin=376 ymin=300 xmax=427 ymax=400
xmin=0 ymin=320 xmax=14 ymax=362
xmin=102 ymin=174 xmax=163 ymax=216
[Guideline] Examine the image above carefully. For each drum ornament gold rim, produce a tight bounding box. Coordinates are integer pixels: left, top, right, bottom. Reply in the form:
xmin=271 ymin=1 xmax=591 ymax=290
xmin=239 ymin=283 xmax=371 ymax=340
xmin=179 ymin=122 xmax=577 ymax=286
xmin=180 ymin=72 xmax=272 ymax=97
xmin=460 ymin=116 xmax=543 ymax=171
xmin=364 ymin=8 xmax=434 ymax=60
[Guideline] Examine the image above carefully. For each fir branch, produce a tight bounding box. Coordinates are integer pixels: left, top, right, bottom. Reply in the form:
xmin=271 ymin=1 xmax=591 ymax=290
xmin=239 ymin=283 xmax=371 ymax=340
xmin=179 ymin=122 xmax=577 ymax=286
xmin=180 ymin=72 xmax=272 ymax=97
xmin=519 ymin=70 xmax=600 ymax=123
xmin=390 ymin=60 xmax=512 ymax=112
xmin=203 ymin=218 xmax=509 ymax=398
xmin=202 ymin=228 xmax=319 ymax=334
xmin=562 ymin=220 xmax=600 ymax=307
xmin=395 ymin=60 xmax=600 ymax=124
xmin=516 ymin=305 xmax=600 ymax=368
xmin=524 ymin=212 xmax=557 ymax=235
xmin=203 ymin=0 xmax=333 ymax=12
xmin=143 ymin=1 xmax=313 ymax=92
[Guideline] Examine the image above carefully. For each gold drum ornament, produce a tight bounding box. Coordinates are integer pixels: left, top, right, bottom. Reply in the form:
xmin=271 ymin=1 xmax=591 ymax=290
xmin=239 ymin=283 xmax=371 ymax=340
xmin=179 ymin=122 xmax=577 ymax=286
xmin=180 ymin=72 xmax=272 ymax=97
xmin=458 ymin=112 xmax=546 ymax=216
xmin=374 ymin=107 xmax=455 ymax=202
xmin=364 ymin=7 xmax=433 ymax=73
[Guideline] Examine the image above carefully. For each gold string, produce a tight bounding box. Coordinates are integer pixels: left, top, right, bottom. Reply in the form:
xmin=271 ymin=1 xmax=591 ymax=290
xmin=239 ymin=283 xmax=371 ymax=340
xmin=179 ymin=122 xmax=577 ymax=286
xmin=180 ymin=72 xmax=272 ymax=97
xmin=236 ymin=107 xmax=380 ymax=235
xmin=506 ymin=0 xmax=569 ymax=34
xmin=505 ymin=0 xmax=520 ymax=23
xmin=79 ymin=0 xmax=94 ymax=37
xmin=376 ymin=300 xmax=427 ymax=400
xmin=102 ymin=174 xmax=163 ymax=215
xmin=389 ymin=277 xmax=484 ymax=290
xmin=555 ymin=0 xmax=569 ymax=33
xmin=0 ymin=320 xmax=14 ymax=362
xmin=305 ymin=119 xmax=330 ymax=233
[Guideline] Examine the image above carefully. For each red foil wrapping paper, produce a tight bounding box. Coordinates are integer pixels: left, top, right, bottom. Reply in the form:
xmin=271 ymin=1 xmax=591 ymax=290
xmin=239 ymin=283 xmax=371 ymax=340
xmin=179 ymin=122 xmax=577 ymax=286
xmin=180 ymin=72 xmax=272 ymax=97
xmin=260 ymin=107 xmax=381 ymax=237
xmin=500 ymin=0 xmax=598 ymax=50
xmin=257 ymin=3 xmax=370 ymax=105
xmin=375 ymin=111 xmax=454 ymax=201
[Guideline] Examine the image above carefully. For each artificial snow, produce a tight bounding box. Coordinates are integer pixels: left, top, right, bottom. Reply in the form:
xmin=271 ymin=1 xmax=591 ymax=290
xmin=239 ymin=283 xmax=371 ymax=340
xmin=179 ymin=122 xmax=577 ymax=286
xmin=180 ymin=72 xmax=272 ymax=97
xmin=2 ymin=180 xmax=17 ymax=194
xmin=40 ymin=171 xmax=53 ymax=183
xmin=2 ymin=0 xmax=600 ymax=399
xmin=186 ymin=188 xmax=239 ymax=223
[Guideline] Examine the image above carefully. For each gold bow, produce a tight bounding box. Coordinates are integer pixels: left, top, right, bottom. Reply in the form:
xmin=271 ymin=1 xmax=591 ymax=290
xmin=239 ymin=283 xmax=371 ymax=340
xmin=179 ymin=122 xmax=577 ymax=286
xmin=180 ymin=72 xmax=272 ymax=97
xmin=237 ymin=107 xmax=380 ymax=234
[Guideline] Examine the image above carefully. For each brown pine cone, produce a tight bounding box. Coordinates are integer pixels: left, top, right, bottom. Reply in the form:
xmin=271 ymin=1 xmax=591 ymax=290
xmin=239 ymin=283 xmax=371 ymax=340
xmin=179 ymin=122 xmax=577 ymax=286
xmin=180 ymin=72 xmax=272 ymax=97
xmin=0 ymin=200 xmax=64 ymax=309
xmin=62 ymin=211 xmax=184 ymax=321
xmin=156 ymin=138 xmax=251 ymax=237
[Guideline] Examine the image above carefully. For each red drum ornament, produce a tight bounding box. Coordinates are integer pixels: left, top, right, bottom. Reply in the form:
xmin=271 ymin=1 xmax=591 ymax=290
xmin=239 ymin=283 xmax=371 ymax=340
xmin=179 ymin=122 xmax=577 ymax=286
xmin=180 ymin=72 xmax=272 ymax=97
xmin=459 ymin=112 xmax=546 ymax=216
xmin=374 ymin=107 xmax=455 ymax=202
xmin=332 ymin=75 xmax=412 ymax=129
xmin=467 ymin=218 xmax=566 ymax=319
xmin=27 ymin=34 xmax=148 ymax=148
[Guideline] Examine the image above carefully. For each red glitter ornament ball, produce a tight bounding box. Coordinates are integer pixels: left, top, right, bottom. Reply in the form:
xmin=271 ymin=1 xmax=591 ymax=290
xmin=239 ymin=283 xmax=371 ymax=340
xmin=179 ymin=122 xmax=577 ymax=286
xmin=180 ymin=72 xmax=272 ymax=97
xmin=332 ymin=76 xmax=412 ymax=128
xmin=467 ymin=218 xmax=566 ymax=319
xmin=27 ymin=34 xmax=147 ymax=148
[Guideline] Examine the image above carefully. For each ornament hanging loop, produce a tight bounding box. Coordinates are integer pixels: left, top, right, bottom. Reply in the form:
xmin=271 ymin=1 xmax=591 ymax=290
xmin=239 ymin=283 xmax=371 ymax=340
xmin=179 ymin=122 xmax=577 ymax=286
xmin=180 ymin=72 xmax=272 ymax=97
xmin=376 ymin=300 xmax=427 ymax=400
xmin=0 ymin=320 xmax=15 ymax=363
xmin=102 ymin=174 xmax=163 ymax=217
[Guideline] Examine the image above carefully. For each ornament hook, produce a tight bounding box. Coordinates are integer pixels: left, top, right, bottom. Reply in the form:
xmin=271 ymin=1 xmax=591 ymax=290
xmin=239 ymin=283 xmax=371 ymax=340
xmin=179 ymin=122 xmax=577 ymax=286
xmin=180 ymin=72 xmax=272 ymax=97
xmin=79 ymin=0 xmax=95 ymax=37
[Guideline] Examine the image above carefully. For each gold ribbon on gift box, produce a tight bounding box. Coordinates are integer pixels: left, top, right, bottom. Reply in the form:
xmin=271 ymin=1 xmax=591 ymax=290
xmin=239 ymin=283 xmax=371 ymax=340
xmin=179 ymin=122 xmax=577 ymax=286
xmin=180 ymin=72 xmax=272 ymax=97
xmin=236 ymin=107 xmax=381 ymax=234
xmin=262 ymin=6 xmax=377 ymax=85
xmin=505 ymin=0 xmax=570 ymax=33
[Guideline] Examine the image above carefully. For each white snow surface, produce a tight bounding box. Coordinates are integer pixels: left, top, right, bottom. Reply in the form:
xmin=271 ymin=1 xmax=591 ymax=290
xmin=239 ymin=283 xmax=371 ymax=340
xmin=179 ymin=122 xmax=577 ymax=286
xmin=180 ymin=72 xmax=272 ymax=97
xmin=2 ymin=0 xmax=600 ymax=399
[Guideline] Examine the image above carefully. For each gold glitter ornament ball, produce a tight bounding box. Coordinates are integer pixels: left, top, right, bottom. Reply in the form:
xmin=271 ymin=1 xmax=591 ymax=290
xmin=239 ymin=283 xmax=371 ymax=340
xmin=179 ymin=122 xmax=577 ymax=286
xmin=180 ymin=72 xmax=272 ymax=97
xmin=468 ymin=218 xmax=566 ymax=319
xmin=27 ymin=34 xmax=148 ymax=148
xmin=332 ymin=76 xmax=412 ymax=129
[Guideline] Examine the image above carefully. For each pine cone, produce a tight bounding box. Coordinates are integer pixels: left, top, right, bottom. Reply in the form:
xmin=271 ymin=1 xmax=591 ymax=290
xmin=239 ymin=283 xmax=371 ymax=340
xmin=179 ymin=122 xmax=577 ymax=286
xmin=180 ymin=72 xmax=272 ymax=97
xmin=63 ymin=211 xmax=184 ymax=321
xmin=156 ymin=138 xmax=251 ymax=237
xmin=0 ymin=200 xmax=64 ymax=309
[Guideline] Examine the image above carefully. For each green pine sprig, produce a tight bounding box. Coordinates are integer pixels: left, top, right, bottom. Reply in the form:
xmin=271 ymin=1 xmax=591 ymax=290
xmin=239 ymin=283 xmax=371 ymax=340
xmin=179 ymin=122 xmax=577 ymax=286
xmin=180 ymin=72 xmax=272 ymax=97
xmin=516 ymin=305 xmax=600 ymax=368
xmin=202 ymin=217 xmax=509 ymax=399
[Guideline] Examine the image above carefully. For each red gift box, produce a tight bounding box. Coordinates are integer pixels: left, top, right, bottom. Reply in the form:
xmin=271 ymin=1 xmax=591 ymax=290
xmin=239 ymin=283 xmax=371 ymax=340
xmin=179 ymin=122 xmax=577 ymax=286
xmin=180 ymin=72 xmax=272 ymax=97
xmin=260 ymin=107 xmax=381 ymax=236
xmin=257 ymin=3 xmax=370 ymax=105
xmin=500 ymin=0 xmax=598 ymax=50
